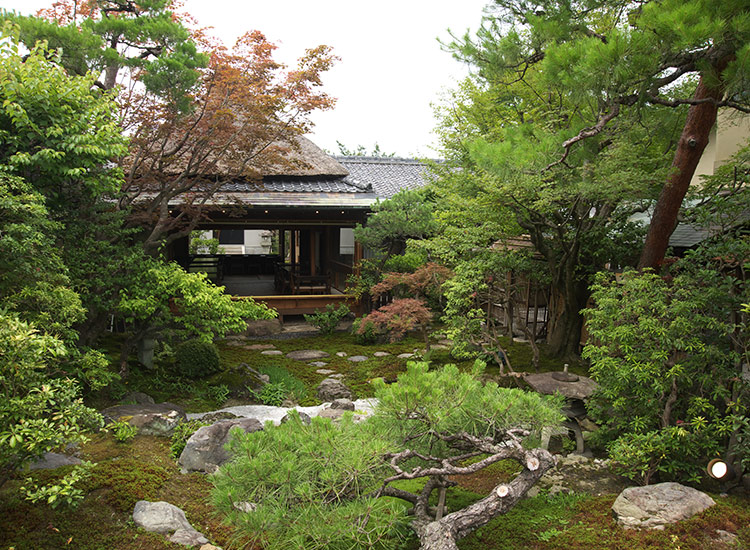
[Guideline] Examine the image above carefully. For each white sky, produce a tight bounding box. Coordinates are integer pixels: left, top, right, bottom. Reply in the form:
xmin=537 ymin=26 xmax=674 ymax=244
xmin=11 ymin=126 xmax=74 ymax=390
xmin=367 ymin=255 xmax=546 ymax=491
xmin=1 ymin=0 xmax=490 ymax=157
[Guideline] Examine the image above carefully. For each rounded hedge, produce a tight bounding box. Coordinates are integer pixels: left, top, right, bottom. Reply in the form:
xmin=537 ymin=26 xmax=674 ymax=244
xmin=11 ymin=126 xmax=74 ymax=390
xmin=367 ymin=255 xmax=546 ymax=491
xmin=175 ymin=339 xmax=221 ymax=379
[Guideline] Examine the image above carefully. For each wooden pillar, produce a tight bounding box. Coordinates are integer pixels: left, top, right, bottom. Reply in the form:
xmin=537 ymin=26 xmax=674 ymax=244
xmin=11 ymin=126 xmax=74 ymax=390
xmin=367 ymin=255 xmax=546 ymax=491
xmin=309 ymin=230 xmax=316 ymax=276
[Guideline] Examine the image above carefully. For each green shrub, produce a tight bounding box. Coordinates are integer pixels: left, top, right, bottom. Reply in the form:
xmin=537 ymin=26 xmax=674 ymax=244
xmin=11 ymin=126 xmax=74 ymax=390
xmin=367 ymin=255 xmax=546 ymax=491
xmin=108 ymin=419 xmax=138 ymax=443
xmin=256 ymin=365 xmax=308 ymax=403
xmin=175 ymin=339 xmax=221 ymax=378
xmin=170 ymin=419 xmax=211 ymax=459
xmin=304 ymin=303 xmax=351 ymax=335
xmin=352 ymin=317 xmax=379 ymax=345
xmin=252 ymin=382 xmax=289 ymax=406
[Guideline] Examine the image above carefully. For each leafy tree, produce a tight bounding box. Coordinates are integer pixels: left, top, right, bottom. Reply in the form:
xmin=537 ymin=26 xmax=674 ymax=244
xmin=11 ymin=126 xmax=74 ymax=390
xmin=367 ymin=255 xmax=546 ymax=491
xmin=449 ymin=0 xmax=750 ymax=270
xmin=116 ymin=259 xmax=275 ymax=375
xmin=432 ymin=60 xmax=665 ymax=358
xmin=0 ymin=312 xmax=102 ymax=504
xmin=213 ymin=362 xmax=563 ymax=550
xmin=583 ymin=240 xmax=749 ymax=484
xmin=4 ymin=0 xmax=205 ymax=106
xmin=0 ymin=174 xmax=84 ymax=341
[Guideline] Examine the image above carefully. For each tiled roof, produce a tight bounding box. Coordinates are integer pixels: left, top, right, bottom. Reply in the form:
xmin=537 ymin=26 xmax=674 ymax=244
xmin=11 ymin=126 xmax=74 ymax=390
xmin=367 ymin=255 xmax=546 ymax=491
xmin=218 ymin=157 xmax=435 ymax=199
xmin=668 ymin=223 xmax=711 ymax=248
xmin=336 ymin=156 xmax=434 ymax=198
xmin=220 ymin=177 xmax=370 ymax=194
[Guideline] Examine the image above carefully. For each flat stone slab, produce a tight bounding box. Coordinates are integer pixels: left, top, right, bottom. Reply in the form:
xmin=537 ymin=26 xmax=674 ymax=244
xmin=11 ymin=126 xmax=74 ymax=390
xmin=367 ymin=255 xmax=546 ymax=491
xmin=286 ymin=350 xmax=329 ymax=361
xmin=315 ymin=368 xmax=335 ymax=375
xmin=348 ymin=355 xmax=369 ymax=362
xmin=261 ymin=350 xmax=284 ymax=356
xmin=373 ymin=352 xmax=390 ymax=357
xmin=612 ymin=482 xmax=715 ymax=529
xmin=336 ymin=351 xmax=348 ymax=357
xmin=397 ymin=353 xmax=414 ymax=359
xmin=310 ymin=362 xmax=328 ymax=368
xmin=101 ymin=403 xmax=187 ymax=437
xmin=246 ymin=344 xmax=276 ymax=350
xmin=523 ymin=372 xmax=598 ymax=400
xmin=28 ymin=452 xmax=82 ymax=471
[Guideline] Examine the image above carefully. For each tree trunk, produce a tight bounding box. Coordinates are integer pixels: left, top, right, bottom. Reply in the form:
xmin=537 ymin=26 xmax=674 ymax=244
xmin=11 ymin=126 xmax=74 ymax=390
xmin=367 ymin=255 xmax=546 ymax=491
xmin=638 ymin=61 xmax=729 ymax=270
xmin=414 ymin=449 xmax=555 ymax=550
xmin=546 ymin=277 xmax=588 ymax=359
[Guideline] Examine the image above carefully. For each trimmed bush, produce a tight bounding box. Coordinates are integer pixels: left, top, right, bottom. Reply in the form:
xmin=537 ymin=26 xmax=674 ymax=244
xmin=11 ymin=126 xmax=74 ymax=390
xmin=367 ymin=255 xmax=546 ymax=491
xmin=304 ymin=303 xmax=351 ymax=335
xmin=175 ymin=339 xmax=221 ymax=379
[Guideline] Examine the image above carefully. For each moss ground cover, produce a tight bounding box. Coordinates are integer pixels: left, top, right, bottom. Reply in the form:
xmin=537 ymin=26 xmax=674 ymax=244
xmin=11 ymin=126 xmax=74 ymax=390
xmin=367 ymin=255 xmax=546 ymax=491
xmin=1 ymin=329 xmax=746 ymax=549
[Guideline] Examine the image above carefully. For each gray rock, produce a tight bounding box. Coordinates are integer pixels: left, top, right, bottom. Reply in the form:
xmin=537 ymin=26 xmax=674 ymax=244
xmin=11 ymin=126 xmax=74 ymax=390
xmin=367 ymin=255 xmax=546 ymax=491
xmin=169 ymin=528 xmax=209 ymax=546
xmin=318 ymin=408 xmax=346 ymax=421
xmin=347 ymin=355 xmax=368 ymax=362
xmin=120 ymin=391 xmax=155 ymax=405
xmin=245 ymin=344 xmax=276 ymax=350
xmin=243 ymin=319 xmax=282 ymax=337
xmin=200 ymin=411 xmax=240 ymax=423
xmin=233 ymin=501 xmax=257 ymax=513
xmin=132 ymin=500 xmax=194 ymax=534
xmin=287 ymin=350 xmax=330 ymax=361
xmin=179 ymin=418 xmax=263 ymax=473
xmin=330 ymin=398 xmax=355 ymax=411
xmin=373 ymin=351 xmax=390 ymax=357
xmin=27 ymin=452 xmax=82 ymax=471
xmin=397 ymin=353 xmax=414 ymax=359
xmin=612 ymin=482 xmax=715 ymax=529
xmin=329 ymin=373 xmax=344 ymax=379
xmin=101 ymin=403 xmax=187 ymax=437
xmin=261 ymin=350 xmax=283 ymax=356
xmin=336 ymin=351 xmax=348 ymax=357
xmin=317 ymin=378 xmax=353 ymax=401
xmin=315 ymin=368 xmax=334 ymax=375
xmin=281 ymin=411 xmax=311 ymax=425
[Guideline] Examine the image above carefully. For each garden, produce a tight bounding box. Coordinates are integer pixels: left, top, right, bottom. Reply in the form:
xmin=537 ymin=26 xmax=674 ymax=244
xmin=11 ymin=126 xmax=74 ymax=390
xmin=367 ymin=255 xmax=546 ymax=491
xmin=1 ymin=0 xmax=750 ymax=548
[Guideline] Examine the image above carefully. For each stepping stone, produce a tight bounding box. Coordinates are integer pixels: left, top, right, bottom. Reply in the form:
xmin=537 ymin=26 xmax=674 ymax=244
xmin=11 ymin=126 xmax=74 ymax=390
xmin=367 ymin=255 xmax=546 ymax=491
xmin=348 ymin=355 xmax=368 ymax=362
xmin=329 ymin=374 xmax=344 ymax=379
xmin=373 ymin=351 xmax=390 ymax=357
xmin=316 ymin=369 xmax=335 ymax=375
xmin=439 ymin=339 xmax=453 ymax=346
xmin=247 ymin=344 xmax=276 ymax=350
xmin=261 ymin=350 xmax=283 ymax=356
xmin=336 ymin=351 xmax=348 ymax=357
xmin=397 ymin=353 xmax=414 ymax=359
xmin=310 ymin=361 xmax=328 ymax=368
xmin=287 ymin=350 xmax=330 ymax=361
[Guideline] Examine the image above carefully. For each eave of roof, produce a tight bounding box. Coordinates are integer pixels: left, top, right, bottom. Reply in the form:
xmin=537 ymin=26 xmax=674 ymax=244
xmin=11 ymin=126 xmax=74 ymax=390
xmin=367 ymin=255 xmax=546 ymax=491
xmin=167 ymin=191 xmax=378 ymax=208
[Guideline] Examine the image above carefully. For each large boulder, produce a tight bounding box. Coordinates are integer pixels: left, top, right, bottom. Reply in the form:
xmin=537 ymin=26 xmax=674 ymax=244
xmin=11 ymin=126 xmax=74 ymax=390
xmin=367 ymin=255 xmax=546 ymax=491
xmin=611 ymin=482 xmax=715 ymax=529
xmin=132 ymin=500 xmax=208 ymax=546
xmin=316 ymin=378 xmax=353 ymax=401
xmin=179 ymin=418 xmax=263 ymax=473
xmin=101 ymin=403 xmax=187 ymax=437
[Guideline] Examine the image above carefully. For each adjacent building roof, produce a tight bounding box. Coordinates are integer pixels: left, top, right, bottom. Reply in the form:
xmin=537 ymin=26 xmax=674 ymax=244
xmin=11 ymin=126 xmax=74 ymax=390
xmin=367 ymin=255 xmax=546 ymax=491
xmin=213 ymin=148 xmax=434 ymax=204
xmin=336 ymin=156 xmax=435 ymax=199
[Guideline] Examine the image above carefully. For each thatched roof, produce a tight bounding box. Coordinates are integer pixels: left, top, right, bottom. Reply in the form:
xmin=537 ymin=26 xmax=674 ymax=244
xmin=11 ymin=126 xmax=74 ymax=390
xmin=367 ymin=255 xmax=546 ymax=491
xmin=262 ymin=136 xmax=349 ymax=177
